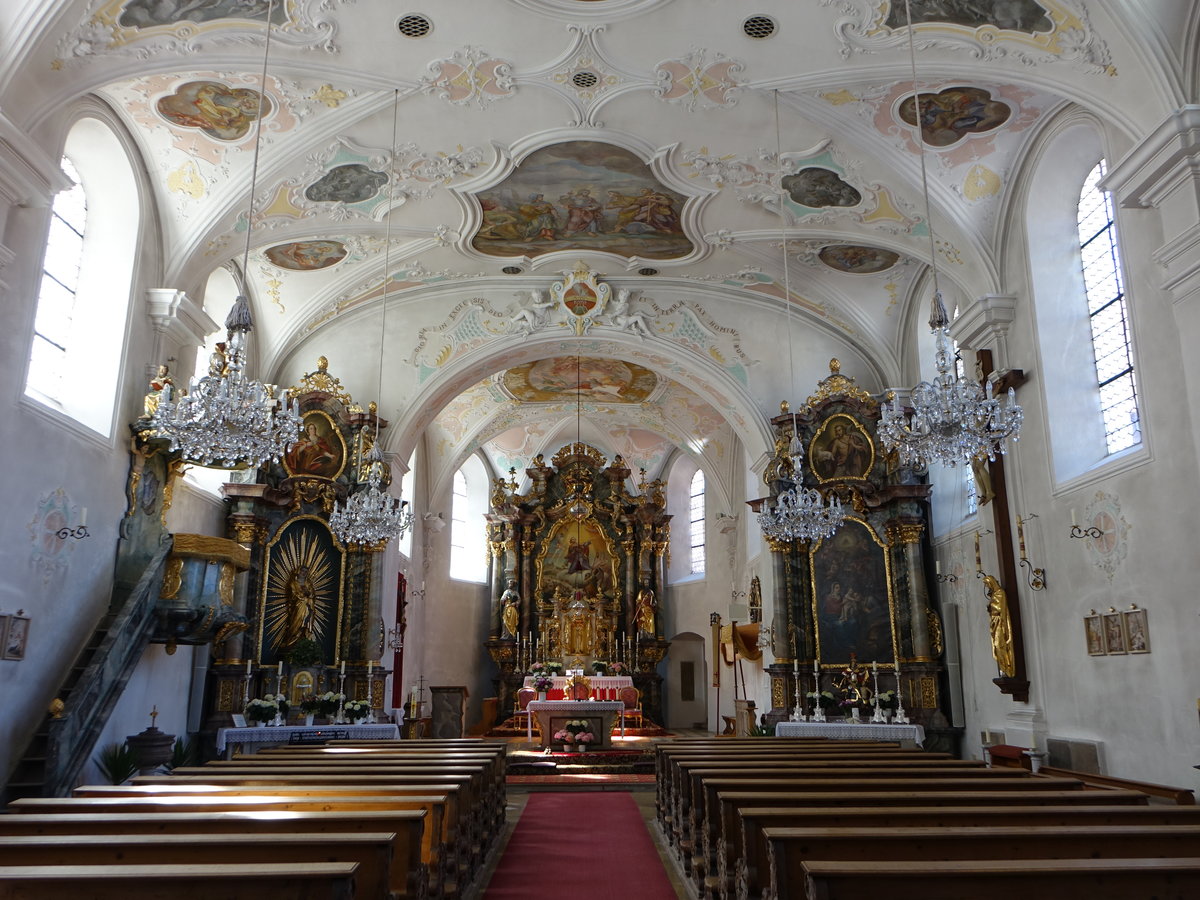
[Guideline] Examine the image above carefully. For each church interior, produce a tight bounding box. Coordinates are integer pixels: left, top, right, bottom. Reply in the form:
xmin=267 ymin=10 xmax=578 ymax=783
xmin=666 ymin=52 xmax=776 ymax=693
xmin=2 ymin=0 xmax=1200 ymax=893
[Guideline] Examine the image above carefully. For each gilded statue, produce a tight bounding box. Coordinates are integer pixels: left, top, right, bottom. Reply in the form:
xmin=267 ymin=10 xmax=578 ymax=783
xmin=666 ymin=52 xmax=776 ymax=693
xmin=564 ymin=592 xmax=593 ymax=655
xmin=143 ymin=364 xmax=174 ymax=418
xmin=283 ymin=566 xmax=319 ymax=648
xmin=500 ymin=578 xmax=520 ymax=638
xmin=634 ymin=579 xmax=656 ymax=636
xmin=982 ymin=574 xmax=1016 ymax=676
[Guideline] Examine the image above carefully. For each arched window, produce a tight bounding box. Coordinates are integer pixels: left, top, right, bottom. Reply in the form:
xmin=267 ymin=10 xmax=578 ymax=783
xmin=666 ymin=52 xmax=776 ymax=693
xmin=449 ymin=454 xmax=488 ymax=582
xmin=1077 ymin=161 xmax=1140 ymax=453
xmin=397 ymin=449 xmax=416 ymax=559
xmin=23 ymin=117 xmax=139 ymax=438
xmin=688 ymin=469 xmax=706 ymax=575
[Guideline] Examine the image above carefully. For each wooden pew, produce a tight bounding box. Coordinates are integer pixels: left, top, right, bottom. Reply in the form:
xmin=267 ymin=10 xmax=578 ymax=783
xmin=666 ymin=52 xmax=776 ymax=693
xmin=679 ymin=773 xmax=1092 ymax=895
xmin=795 ymin=858 xmax=1200 ymax=900
xmin=764 ymin=824 xmax=1200 ymax=900
xmin=0 ymin=833 xmax=394 ymax=900
xmin=0 ymin=862 xmax=359 ymax=900
xmin=9 ymin=794 xmax=454 ymax=899
xmin=77 ymin=780 xmax=476 ymax=887
xmin=727 ymin=798 xmax=1189 ymax=900
xmin=0 ymin=810 xmax=426 ymax=900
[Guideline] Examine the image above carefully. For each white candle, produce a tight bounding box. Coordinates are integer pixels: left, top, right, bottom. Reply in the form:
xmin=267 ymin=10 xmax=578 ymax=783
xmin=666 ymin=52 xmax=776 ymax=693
xmin=984 ymin=729 xmax=991 ymax=743
xmin=340 ymin=660 xmax=346 ymax=675
xmin=1071 ymin=509 xmax=1077 ymax=527
xmin=277 ymin=661 xmax=283 ymax=675
xmin=367 ymin=660 xmax=373 ymax=676
xmin=935 ymin=560 xmax=941 ymax=575
xmin=1030 ymin=733 xmax=1037 ymax=751
xmin=245 ymin=660 xmax=252 ymax=676
xmin=872 ymin=660 xmax=878 ymax=674
xmin=812 ymin=659 xmax=819 ymax=676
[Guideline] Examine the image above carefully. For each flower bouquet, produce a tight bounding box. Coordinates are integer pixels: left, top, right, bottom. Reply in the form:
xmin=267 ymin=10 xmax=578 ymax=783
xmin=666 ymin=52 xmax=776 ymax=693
xmin=806 ymin=690 xmax=838 ymax=711
xmin=319 ymin=691 xmax=345 ymax=719
xmin=875 ymin=689 xmax=898 ymax=710
xmin=299 ymin=694 xmax=322 ymax=725
xmin=343 ymin=699 xmax=371 ymax=722
xmin=545 ymin=661 xmax=564 ymax=675
xmin=553 ymin=718 xmax=592 ymax=750
xmin=245 ymin=697 xmax=278 ymax=724
xmin=529 ymin=661 xmax=548 ymax=675
xmin=272 ymin=693 xmax=289 ymax=721
xmin=591 ymin=660 xmax=608 ymax=675
xmin=531 ymin=674 xmax=553 ymax=694
xmin=607 ymin=661 xmax=626 ymax=675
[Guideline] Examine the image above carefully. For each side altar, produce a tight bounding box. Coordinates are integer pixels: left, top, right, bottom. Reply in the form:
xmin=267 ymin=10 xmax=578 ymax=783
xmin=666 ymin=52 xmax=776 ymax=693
xmin=485 ymin=442 xmax=670 ymax=726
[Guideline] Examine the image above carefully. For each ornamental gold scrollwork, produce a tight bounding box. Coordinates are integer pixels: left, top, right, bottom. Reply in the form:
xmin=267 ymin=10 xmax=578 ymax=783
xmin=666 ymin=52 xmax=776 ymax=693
xmin=217 ymin=679 xmax=235 ymax=712
xmin=771 ymin=676 xmax=786 ymax=710
xmin=290 ymin=480 xmax=338 ymax=515
xmin=161 ymin=557 xmax=184 ymax=600
xmin=286 ymin=356 xmax=357 ymax=408
xmin=804 ymin=358 xmax=876 ymax=408
xmin=172 ymin=534 xmax=251 ymax=569
xmin=926 ymin=607 xmax=944 ymax=657
xmin=218 ymin=563 xmax=236 ymax=606
xmin=212 ymin=620 xmax=248 ymax=648
xmin=160 ymin=457 xmax=189 ymax=528
xmin=919 ymin=675 xmax=937 ymax=709
xmin=884 ymin=521 xmax=924 ymax=545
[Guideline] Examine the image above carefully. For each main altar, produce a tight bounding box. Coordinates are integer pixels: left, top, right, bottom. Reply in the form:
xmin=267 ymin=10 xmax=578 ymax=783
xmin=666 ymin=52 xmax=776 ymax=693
xmin=485 ymin=442 xmax=671 ymax=725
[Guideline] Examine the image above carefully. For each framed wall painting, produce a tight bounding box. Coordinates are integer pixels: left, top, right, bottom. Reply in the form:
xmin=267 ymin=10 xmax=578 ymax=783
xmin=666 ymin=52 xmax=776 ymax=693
xmin=4 ymin=614 xmax=29 ymax=660
xmin=1123 ymin=608 xmax=1150 ymax=654
xmin=1102 ymin=611 xmax=1127 ymax=655
xmin=1083 ymin=614 xmax=1105 ymax=656
xmin=0 ymin=615 xmax=8 ymax=660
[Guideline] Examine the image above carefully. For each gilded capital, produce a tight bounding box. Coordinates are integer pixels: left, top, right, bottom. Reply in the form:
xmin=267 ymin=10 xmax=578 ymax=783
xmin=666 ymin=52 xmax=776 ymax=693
xmin=886 ymin=521 xmax=925 ymax=545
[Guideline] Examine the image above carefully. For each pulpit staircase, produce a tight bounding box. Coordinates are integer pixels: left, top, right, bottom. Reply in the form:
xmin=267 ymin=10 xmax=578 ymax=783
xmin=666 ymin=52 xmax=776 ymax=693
xmin=2 ymin=539 xmax=173 ymax=802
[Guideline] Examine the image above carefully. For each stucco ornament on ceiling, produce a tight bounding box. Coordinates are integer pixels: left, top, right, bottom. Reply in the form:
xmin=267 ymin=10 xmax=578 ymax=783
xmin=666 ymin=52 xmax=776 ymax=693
xmin=56 ymin=0 xmax=354 ymax=65
xmin=1082 ymin=490 xmax=1131 ymax=582
xmin=819 ymin=0 xmax=1113 ymax=75
xmin=418 ymin=46 xmax=516 ymax=107
xmin=654 ymin=49 xmax=745 ymax=111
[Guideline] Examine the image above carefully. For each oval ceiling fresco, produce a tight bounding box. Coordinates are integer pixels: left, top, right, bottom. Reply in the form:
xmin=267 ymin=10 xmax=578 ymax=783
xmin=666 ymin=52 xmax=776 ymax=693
xmin=502 ymin=356 xmax=658 ymax=403
xmin=264 ymin=240 xmax=348 ymax=271
xmin=818 ymin=244 xmax=900 ymax=274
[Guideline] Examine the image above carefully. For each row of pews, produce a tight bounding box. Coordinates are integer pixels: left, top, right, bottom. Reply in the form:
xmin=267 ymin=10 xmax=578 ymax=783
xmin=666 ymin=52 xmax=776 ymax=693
xmin=655 ymin=737 xmax=1200 ymax=900
xmin=0 ymin=737 xmax=507 ymax=899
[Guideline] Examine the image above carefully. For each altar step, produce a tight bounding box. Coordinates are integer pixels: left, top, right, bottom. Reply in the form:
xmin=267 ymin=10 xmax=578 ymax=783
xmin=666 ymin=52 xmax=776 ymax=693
xmin=507 ymin=748 xmax=656 ymax=777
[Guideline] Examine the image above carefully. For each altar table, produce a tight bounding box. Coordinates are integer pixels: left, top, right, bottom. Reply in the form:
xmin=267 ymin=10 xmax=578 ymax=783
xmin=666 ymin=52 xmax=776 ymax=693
xmin=215 ymin=723 xmax=401 ymax=758
xmin=523 ymin=675 xmax=633 ymax=700
xmin=774 ymin=720 xmax=925 ymax=747
xmin=526 ymin=700 xmax=624 ymax=749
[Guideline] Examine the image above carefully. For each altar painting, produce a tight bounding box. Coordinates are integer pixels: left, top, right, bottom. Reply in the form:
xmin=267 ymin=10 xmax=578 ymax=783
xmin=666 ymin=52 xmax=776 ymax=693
xmin=537 ymin=517 xmax=619 ymax=603
xmin=260 ymin=517 xmax=344 ymax=663
xmin=283 ymin=410 xmax=346 ymax=480
xmin=810 ymin=517 xmax=896 ymax=665
xmin=470 ymin=141 xmax=693 ymax=260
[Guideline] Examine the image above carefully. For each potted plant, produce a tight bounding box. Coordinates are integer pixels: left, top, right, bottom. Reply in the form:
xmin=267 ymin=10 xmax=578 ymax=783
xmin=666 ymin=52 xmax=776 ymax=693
xmin=245 ymin=697 xmax=278 ymax=725
xmin=806 ymin=690 xmax=838 ymax=713
xmin=607 ymin=661 xmax=626 ymax=675
xmin=545 ymin=661 xmax=564 ymax=675
xmin=319 ymin=691 xmax=345 ymax=722
xmin=272 ymin=692 xmax=289 ymax=724
xmin=344 ymin=699 xmax=371 ymax=722
xmin=591 ymin=660 xmax=608 ymax=675
xmin=552 ymin=718 xmax=592 ymax=751
xmin=532 ymin=673 xmax=553 ymax=699
xmin=299 ymin=694 xmax=322 ymax=726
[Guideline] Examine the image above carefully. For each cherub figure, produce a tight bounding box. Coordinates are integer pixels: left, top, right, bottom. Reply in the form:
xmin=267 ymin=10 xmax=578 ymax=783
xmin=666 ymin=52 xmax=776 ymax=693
xmin=608 ymin=288 xmax=651 ymax=339
xmin=509 ymin=290 xmax=555 ymax=335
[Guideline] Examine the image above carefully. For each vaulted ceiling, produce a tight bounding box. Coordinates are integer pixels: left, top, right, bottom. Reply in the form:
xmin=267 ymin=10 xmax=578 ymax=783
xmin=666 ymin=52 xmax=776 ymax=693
xmin=4 ymin=0 xmax=1193 ymax=494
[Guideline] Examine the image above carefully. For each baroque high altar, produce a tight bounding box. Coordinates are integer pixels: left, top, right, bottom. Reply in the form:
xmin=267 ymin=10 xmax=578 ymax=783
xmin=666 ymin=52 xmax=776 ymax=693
xmin=485 ymin=442 xmax=670 ymax=723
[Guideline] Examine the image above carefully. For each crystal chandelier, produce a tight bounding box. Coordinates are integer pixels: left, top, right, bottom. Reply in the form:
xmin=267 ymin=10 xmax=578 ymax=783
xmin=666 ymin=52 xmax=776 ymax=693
xmin=878 ymin=292 xmax=1022 ymax=468
xmin=757 ymin=90 xmax=844 ymax=544
xmin=329 ymin=436 xmax=414 ymax=546
xmin=877 ymin=0 xmax=1022 ymax=469
xmin=150 ymin=0 xmax=302 ymax=468
xmin=330 ymin=89 xmax=414 ymax=547
xmin=152 ymin=295 xmax=302 ymax=467
xmin=758 ymin=430 xmax=844 ymax=543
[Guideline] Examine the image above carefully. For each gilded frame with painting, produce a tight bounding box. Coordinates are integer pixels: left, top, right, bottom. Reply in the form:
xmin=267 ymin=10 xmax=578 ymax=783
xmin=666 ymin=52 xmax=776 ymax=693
xmin=284 ymin=410 xmax=347 ymax=480
xmin=1083 ymin=613 xmax=1105 ymax=656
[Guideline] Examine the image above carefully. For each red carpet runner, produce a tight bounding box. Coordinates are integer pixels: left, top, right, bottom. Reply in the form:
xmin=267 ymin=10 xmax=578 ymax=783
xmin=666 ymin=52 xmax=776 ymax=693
xmin=484 ymin=791 xmax=678 ymax=899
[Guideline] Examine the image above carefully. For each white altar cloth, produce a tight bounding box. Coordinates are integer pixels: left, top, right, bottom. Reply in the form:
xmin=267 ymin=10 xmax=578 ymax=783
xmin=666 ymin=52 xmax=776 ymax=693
xmin=523 ymin=675 xmax=633 ymax=699
xmin=526 ymin=699 xmax=625 ymax=747
xmin=216 ymin=723 xmax=400 ymax=757
xmin=774 ymin=720 xmax=925 ymax=746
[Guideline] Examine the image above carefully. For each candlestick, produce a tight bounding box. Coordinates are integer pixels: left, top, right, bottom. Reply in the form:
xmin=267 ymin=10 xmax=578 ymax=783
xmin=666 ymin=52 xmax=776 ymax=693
xmin=367 ymin=659 xmax=373 ymax=676
xmin=340 ymin=660 xmax=346 ymax=676
xmin=1017 ymin=516 xmax=1026 ymax=556
xmin=245 ymin=659 xmax=252 ymax=676
xmin=975 ymin=531 xmax=982 ymax=573
xmin=812 ymin=659 xmax=819 ymax=676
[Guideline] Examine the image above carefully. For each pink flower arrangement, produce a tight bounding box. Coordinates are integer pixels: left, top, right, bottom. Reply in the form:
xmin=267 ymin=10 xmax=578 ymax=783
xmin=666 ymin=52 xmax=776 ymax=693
xmin=574 ymin=731 xmax=595 ymax=744
xmin=608 ymin=661 xmax=626 ymax=674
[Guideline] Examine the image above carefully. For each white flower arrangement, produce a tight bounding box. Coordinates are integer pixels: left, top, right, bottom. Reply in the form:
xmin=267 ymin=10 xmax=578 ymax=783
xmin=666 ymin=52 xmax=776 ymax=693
xmin=245 ymin=697 xmax=278 ymax=723
xmin=343 ymin=699 xmax=371 ymax=721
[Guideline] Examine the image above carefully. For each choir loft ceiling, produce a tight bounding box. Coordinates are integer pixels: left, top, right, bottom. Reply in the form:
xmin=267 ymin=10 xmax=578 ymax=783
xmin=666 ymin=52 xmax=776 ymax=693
xmin=4 ymin=0 xmax=1188 ymax=487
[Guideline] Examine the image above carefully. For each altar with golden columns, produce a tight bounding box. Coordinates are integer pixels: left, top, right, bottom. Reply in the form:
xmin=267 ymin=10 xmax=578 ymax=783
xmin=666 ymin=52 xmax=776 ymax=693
xmin=485 ymin=442 xmax=670 ymax=724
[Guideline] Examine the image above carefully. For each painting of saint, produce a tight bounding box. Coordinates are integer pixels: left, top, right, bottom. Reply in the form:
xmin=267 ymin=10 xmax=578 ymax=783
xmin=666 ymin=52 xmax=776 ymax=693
xmin=1103 ymin=612 xmax=1127 ymax=655
xmin=1123 ymin=609 xmax=1149 ymax=653
xmin=885 ymin=0 xmax=1052 ymax=34
xmin=898 ymin=86 xmax=1011 ymax=148
xmin=810 ymin=414 xmax=873 ymax=481
xmin=156 ymin=81 xmax=270 ymax=142
xmin=1083 ymin=615 xmax=1105 ymax=656
xmin=504 ymin=356 xmax=657 ymax=403
xmin=471 ymin=141 xmax=693 ymax=259
xmin=818 ymin=244 xmax=900 ymax=275
xmin=538 ymin=518 xmax=618 ymax=607
xmin=783 ymin=168 xmax=862 ymax=209
xmin=263 ymin=519 xmax=341 ymax=659
xmin=811 ymin=519 xmax=895 ymax=665
xmin=305 ymin=164 xmax=389 ymax=204
xmin=119 ymin=0 xmax=286 ymax=29
xmin=265 ymin=240 xmax=348 ymax=271
xmin=284 ymin=411 xmax=346 ymax=479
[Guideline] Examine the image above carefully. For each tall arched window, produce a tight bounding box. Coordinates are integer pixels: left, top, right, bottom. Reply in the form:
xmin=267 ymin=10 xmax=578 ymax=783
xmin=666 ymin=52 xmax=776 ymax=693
xmin=23 ymin=117 xmax=139 ymax=437
xmin=688 ymin=469 xmax=706 ymax=575
xmin=449 ymin=454 xmax=488 ymax=582
xmin=1077 ymin=161 xmax=1140 ymax=454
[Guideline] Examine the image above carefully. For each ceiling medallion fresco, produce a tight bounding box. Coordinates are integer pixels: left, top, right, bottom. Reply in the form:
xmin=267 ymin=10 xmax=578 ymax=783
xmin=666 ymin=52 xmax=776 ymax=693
xmin=155 ymin=81 xmax=271 ymax=141
xmin=471 ymin=141 xmax=693 ymax=260
xmin=305 ymin=164 xmax=388 ymax=204
xmin=264 ymin=240 xmax=348 ymax=271
xmin=883 ymin=0 xmax=1052 ymax=33
xmin=782 ymin=167 xmax=862 ymax=209
xmin=897 ymin=87 xmax=1011 ymax=148
xmin=502 ymin=357 xmax=658 ymax=403
xmin=818 ymin=245 xmax=900 ymax=274
xmin=117 ymin=0 xmax=286 ymax=28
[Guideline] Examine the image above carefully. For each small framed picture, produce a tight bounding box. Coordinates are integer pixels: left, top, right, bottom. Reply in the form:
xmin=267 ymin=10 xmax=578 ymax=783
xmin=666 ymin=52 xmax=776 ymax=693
xmin=1123 ymin=608 xmax=1150 ymax=654
xmin=0 ymin=616 xmax=9 ymax=657
xmin=230 ymin=714 xmax=247 ymax=728
xmin=1083 ymin=614 xmax=1105 ymax=656
xmin=1102 ymin=611 xmax=1127 ymax=655
xmin=4 ymin=615 xmax=29 ymax=661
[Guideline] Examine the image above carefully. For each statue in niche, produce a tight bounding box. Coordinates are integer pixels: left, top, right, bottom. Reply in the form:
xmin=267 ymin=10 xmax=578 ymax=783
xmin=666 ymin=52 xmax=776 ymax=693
xmin=634 ymin=579 xmax=657 ymax=636
xmin=982 ymin=574 xmax=1016 ymax=677
xmin=143 ymin=364 xmax=174 ymax=418
xmin=283 ymin=566 xmax=320 ymax=648
xmin=500 ymin=579 xmax=520 ymax=638
xmin=563 ymin=590 xmax=593 ymax=655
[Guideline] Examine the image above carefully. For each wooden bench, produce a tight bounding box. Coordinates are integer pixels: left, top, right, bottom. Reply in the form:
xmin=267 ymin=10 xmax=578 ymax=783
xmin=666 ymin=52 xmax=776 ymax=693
xmin=0 ymin=809 xmax=426 ymax=899
xmin=1037 ymin=764 xmax=1196 ymax=805
xmin=728 ymin=799 xmax=1191 ymax=900
xmin=0 ymin=833 xmax=394 ymax=900
xmin=796 ymin=857 xmax=1200 ymax=900
xmin=0 ymin=862 xmax=359 ymax=900
xmin=10 ymin=794 xmax=453 ymax=898
xmin=764 ymin=825 xmax=1200 ymax=900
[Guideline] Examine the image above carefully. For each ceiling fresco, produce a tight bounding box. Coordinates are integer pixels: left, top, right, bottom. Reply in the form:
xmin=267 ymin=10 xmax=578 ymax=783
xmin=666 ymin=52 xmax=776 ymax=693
xmin=13 ymin=0 xmax=1168 ymax=490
